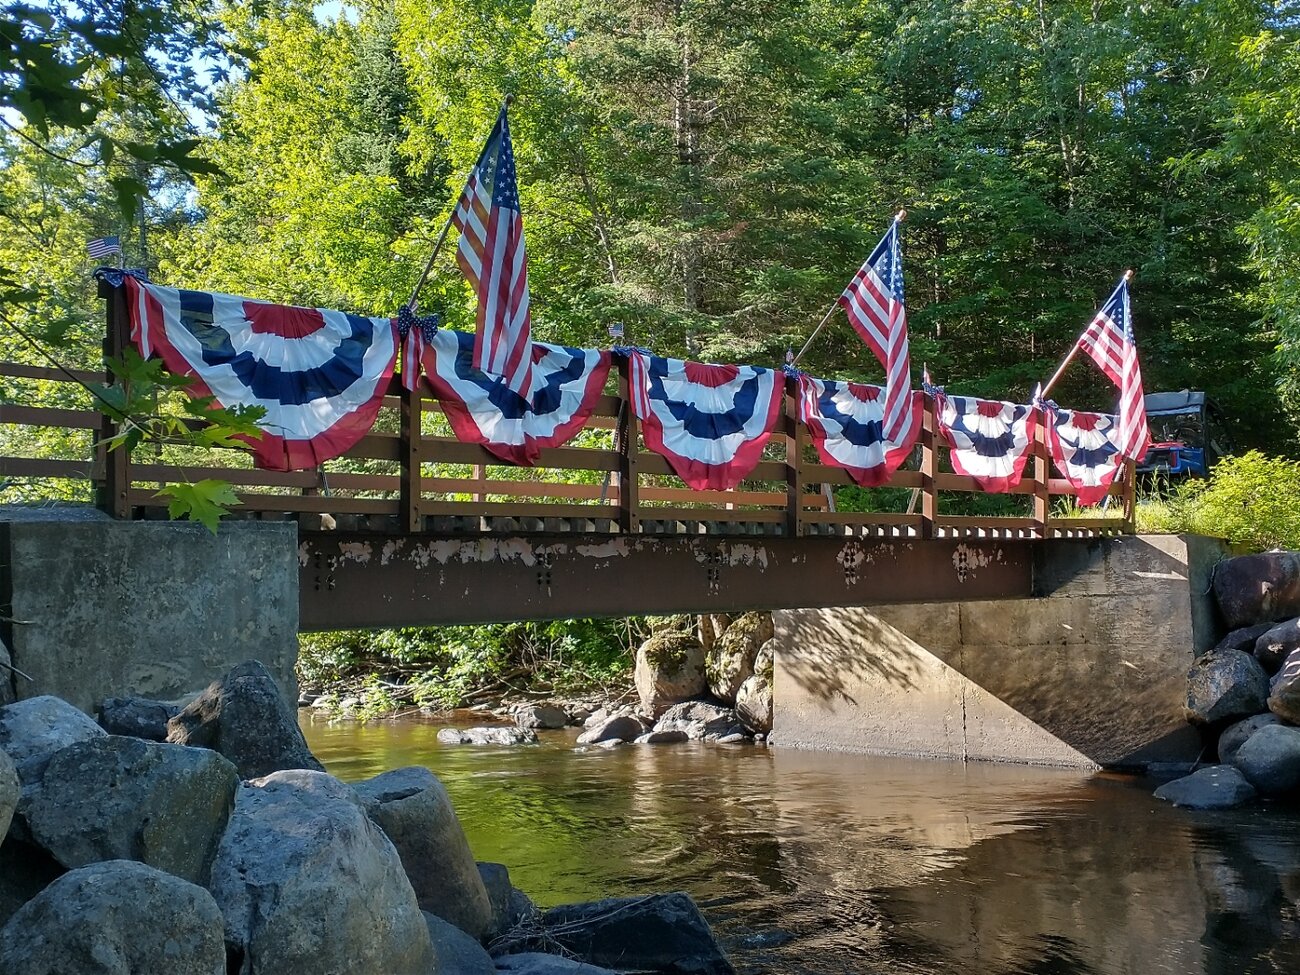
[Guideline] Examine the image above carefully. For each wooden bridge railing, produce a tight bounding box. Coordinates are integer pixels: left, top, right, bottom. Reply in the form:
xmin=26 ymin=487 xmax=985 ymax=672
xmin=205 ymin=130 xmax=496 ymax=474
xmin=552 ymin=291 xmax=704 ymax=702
xmin=0 ymin=290 xmax=1135 ymax=539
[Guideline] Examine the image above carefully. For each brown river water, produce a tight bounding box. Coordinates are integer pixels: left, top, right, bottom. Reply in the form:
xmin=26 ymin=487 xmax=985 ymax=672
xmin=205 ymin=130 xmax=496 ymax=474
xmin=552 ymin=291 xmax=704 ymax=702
xmin=301 ymin=713 xmax=1300 ymax=975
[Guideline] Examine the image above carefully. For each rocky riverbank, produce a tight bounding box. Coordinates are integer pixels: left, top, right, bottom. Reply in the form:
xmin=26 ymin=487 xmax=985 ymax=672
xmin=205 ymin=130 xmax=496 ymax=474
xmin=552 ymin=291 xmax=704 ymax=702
xmin=0 ymin=660 xmax=737 ymax=974
xmin=1158 ymin=549 xmax=1300 ymax=810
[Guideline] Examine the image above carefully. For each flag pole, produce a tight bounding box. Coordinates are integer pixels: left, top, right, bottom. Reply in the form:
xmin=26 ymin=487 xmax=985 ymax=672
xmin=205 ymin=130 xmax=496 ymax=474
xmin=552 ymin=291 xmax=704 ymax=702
xmin=792 ymin=208 xmax=906 ymax=367
xmin=405 ymin=95 xmax=515 ymax=312
xmin=1039 ymin=268 xmax=1134 ymax=401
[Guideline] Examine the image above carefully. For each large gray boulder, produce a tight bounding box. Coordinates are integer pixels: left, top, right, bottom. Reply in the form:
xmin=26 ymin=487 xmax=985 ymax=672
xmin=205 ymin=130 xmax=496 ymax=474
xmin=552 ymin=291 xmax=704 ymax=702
xmin=705 ymin=613 xmax=772 ymax=704
xmin=438 ymin=727 xmax=539 ymax=746
xmin=167 ymin=660 xmax=323 ymax=780
xmin=1255 ymin=618 xmax=1300 ymax=674
xmin=0 ymin=694 xmax=105 ymax=783
xmin=354 ymin=766 xmax=493 ymax=939
xmin=22 ymin=736 xmax=238 ymax=883
xmin=424 ymin=911 xmax=496 ymax=975
xmin=0 ymin=641 xmax=13 ymax=707
xmin=209 ymin=769 xmax=434 ymax=975
xmin=479 ymin=862 xmax=539 ymax=942
xmin=98 ymin=696 xmax=180 ymax=741
xmin=0 ymin=860 xmax=226 ymax=975
xmin=1153 ymin=766 xmax=1257 ymax=809
xmin=635 ymin=630 xmax=708 ymax=718
xmin=495 ymin=954 xmax=621 ymax=975
xmin=514 ymin=705 xmax=568 ymax=730
xmin=1212 ymin=622 xmax=1278 ymax=656
xmin=653 ymin=700 xmax=742 ymax=740
xmin=576 ymin=714 xmax=645 ymax=745
xmin=1214 ymin=551 xmax=1300 ymax=629
xmin=1232 ymin=723 xmax=1300 ymax=797
xmin=508 ymin=892 xmax=735 ymax=975
xmin=1270 ymin=648 xmax=1300 ymax=723
xmin=736 ymin=639 xmax=774 ymax=733
xmin=0 ymin=747 xmax=15 ymax=843
xmin=1184 ymin=650 xmax=1270 ymax=725
xmin=1218 ymin=713 xmax=1282 ymax=765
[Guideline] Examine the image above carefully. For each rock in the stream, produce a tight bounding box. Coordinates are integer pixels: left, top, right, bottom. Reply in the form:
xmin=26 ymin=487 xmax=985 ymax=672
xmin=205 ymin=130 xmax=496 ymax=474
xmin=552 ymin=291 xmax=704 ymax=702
xmin=634 ymin=730 xmax=689 ymax=745
xmin=1184 ymin=650 xmax=1270 ymax=725
xmin=438 ymin=727 xmax=539 ymax=746
xmin=479 ymin=862 xmax=539 ymax=941
xmin=1153 ymin=766 xmax=1257 ymax=810
xmin=22 ymin=736 xmax=238 ymax=883
xmin=0 ymin=747 xmax=15 ymax=843
xmin=97 ymin=696 xmax=180 ymax=741
xmin=209 ymin=769 xmax=434 ymax=975
xmin=1232 ymin=724 xmax=1300 ymax=797
xmin=1212 ymin=622 xmax=1278 ymax=656
xmin=1218 ymin=713 xmax=1282 ymax=765
xmin=1270 ymin=648 xmax=1300 ymax=724
xmin=424 ymin=911 xmax=496 ymax=975
xmin=354 ymin=766 xmax=493 ymax=939
xmin=1214 ymin=551 xmax=1300 ymax=630
xmin=654 ymin=700 xmax=742 ymax=740
xmin=0 ymin=859 xmax=226 ymax=975
xmin=514 ymin=892 xmax=735 ymax=975
xmin=494 ymin=954 xmax=621 ymax=975
xmin=576 ymin=714 xmax=644 ymax=745
xmin=166 ymin=660 xmax=323 ymax=779
xmin=0 ymin=695 xmax=105 ymax=783
xmin=514 ymin=705 xmax=568 ymax=730
xmin=635 ymin=630 xmax=708 ymax=718
xmin=705 ymin=612 xmax=772 ymax=704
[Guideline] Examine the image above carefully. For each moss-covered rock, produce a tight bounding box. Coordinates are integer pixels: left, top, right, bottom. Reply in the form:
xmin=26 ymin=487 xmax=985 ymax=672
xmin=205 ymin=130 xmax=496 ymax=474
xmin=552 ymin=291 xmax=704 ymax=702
xmin=635 ymin=631 xmax=706 ymax=718
xmin=705 ymin=613 xmax=773 ymax=704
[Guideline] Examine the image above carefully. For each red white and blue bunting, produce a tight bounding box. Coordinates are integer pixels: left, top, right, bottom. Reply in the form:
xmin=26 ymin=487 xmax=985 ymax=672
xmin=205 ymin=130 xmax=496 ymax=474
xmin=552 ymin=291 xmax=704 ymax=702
xmin=1046 ymin=407 xmax=1125 ymax=506
xmin=796 ymin=374 xmax=922 ymax=487
xmin=625 ymin=351 xmax=784 ymax=491
xmin=936 ymin=395 xmax=1037 ymax=493
xmin=123 ymin=278 xmax=397 ymax=471
xmin=420 ymin=328 xmax=611 ymax=466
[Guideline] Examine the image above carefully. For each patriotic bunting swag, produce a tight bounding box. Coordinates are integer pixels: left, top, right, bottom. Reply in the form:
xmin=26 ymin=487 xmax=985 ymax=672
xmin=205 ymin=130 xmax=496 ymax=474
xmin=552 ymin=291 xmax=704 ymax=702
xmin=797 ymin=374 xmax=922 ymax=487
xmin=420 ymin=329 xmax=611 ymax=466
xmin=936 ymin=395 xmax=1037 ymax=493
xmin=123 ymin=277 xmax=397 ymax=471
xmin=1046 ymin=408 xmax=1125 ymax=506
xmin=625 ymin=351 xmax=783 ymax=491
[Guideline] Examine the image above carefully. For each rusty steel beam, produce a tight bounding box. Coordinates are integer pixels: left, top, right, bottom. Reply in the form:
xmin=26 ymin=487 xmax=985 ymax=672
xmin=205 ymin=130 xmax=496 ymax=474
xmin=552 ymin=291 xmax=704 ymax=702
xmin=298 ymin=532 xmax=1044 ymax=630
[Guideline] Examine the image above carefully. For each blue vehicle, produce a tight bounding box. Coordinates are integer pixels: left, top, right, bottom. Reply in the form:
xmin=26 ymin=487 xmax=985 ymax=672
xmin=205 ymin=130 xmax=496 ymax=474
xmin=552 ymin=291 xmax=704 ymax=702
xmin=1138 ymin=391 xmax=1228 ymax=478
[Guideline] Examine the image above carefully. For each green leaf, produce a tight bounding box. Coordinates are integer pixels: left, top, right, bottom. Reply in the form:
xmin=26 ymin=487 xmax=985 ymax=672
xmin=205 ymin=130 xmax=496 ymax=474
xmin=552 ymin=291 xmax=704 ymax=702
xmin=154 ymin=480 xmax=242 ymax=533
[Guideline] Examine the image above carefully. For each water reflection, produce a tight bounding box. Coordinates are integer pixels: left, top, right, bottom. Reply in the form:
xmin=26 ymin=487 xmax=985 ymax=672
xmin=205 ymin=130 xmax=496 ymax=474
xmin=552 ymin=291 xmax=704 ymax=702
xmin=302 ymin=713 xmax=1300 ymax=975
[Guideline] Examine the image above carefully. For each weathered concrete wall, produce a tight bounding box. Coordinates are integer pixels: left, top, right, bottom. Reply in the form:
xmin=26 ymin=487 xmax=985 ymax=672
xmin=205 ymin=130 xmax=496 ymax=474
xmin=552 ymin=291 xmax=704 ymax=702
xmin=773 ymin=534 xmax=1226 ymax=770
xmin=0 ymin=509 xmax=299 ymax=713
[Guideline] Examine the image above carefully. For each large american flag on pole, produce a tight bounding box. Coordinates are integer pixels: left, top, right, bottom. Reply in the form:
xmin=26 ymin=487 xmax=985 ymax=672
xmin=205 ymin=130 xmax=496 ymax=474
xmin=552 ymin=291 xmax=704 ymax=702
xmin=1076 ymin=276 xmax=1149 ymax=462
xmin=838 ymin=216 xmax=912 ymax=441
xmin=451 ymin=107 xmax=534 ymax=399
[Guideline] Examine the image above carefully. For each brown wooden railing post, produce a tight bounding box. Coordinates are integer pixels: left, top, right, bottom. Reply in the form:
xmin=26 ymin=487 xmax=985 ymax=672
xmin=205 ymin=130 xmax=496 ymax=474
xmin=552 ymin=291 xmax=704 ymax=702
xmin=1032 ymin=406 xmax=1051 ymax=538
xmin=616 ymin=360 xmax=640 ymax=534
xmin=96 ymin=279 xmax=131 ymax=519
xmin=1121 ymin=458 xmax=1137 ymax=534
xmin=783 ymin=375 xmax=804 ymax=538
xmin=399 ymin=376 xmax=424 ymax=532
xmin=919 ymin=393 xmax=937 ymax=539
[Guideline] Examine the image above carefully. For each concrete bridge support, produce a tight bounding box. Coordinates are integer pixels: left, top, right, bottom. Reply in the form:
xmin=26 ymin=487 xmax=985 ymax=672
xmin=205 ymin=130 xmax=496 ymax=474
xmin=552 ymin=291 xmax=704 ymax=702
xmin=0 ymin=509 xmax=299 ymax=713
xmin=772 ymin=534 xmax=1227 ymax=770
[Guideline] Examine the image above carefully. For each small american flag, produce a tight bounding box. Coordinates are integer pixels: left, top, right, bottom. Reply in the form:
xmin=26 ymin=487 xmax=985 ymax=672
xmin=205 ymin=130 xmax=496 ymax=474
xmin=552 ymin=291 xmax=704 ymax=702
xmin=838 ymin=217 xmax=912 ymax=441
xmin=1076 ymin=277 xmax=1149 ymax=462
xmin=87 ymin=236 xmax=121 ymax=259
xmin=451 ymin=108 xmax=533 ymax=399
xmin=607 ymin=322 xmax=624 ymax=339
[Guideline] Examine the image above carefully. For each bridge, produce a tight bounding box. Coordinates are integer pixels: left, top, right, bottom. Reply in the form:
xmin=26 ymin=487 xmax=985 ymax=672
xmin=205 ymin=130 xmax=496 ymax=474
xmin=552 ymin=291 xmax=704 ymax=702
xmin=0 ymin=287 xmax=1214 ymax=772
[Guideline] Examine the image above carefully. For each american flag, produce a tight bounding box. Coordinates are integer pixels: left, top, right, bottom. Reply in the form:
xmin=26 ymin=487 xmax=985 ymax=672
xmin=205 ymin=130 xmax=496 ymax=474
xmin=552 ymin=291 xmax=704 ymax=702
xmin=87 ymin=235 xmax=121 ymax=258
xmin=1076 ymin=277 xmax=1149 ymax=462
xmin=451 ymin=108 xmax=533 ymax=399
xmin=838 ymin=217 xmax=912 ymax=441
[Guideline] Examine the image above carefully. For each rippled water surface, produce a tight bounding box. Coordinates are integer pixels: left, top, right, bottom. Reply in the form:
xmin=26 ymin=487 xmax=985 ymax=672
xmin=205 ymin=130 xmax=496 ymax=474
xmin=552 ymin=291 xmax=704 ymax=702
xmin=302 ymin=714 xmax=1300 ymax=975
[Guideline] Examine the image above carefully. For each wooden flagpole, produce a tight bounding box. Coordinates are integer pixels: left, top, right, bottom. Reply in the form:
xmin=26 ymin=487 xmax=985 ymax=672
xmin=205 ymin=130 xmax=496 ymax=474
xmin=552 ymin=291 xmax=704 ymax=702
xmin=1039 ymin=268 xmax=1134 ymax=401
xmin=791 ymin=208 xmax=906 ymax=368
xmin=405 ymin=94 xmax=515 ymax=312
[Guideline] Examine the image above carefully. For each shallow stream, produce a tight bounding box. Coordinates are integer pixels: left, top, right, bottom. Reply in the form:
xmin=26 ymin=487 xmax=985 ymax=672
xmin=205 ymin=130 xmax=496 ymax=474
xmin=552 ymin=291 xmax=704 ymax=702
xmin=302 ymin=714 xmax=1300 ymax=975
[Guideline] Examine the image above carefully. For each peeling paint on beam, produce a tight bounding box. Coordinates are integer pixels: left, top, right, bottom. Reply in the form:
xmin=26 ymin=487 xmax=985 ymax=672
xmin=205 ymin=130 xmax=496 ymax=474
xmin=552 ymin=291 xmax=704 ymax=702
xmin=299 ymin=532 xmax=1051 ymax=631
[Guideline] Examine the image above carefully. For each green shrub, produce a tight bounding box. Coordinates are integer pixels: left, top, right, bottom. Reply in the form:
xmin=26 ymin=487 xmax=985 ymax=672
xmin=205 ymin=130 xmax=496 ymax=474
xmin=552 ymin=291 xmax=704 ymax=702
xmin=1147 ymin=451 xmax=1300 ymax=551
